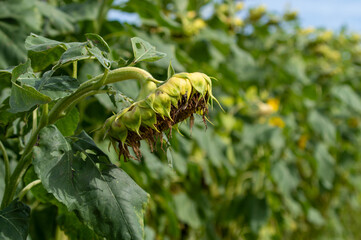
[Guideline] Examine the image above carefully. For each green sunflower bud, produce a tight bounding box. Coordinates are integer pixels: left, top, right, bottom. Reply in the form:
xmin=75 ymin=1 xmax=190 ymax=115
xmin=121 ymin=105 xmax=141 ymax=135
xmin=152 ymin=90 xmax=172 ymax=119
xmin=172 ymin=74 xmax=192 ymax=100
xmin=104 ymin=71 xmax=220 ymax=160
xmin=106 ymin=116 xmax=128 ymax=144
xmin=158 ymin=78 xmax=181 ymax=97
xmin=185 ymin=72 xmax=208 ymax=96
xmin=138 ymin=100 xmax=158 ymax=130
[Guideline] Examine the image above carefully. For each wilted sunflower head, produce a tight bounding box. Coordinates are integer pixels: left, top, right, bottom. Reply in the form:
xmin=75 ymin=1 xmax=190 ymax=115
xmin=104 ymin=72 xmax=220 ymax=160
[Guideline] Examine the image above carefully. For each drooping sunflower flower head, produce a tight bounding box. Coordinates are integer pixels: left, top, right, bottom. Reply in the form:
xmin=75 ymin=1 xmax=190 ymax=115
xmin=104 ymin=72 xmax=220 ymax=160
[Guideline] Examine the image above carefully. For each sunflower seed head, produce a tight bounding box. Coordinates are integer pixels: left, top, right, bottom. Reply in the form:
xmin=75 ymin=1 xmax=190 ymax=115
xmin=104 ymin=72 xmax=218 ymax=160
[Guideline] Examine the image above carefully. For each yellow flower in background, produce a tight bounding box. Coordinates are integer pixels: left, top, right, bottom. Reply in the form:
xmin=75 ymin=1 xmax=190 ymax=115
xmin=300 ymin=27 xmax=315 ymax=35
xmin=269 ymin=116 xmax=285 ymax=128
xmin=249 ymin=5 xmax=267 ymax=21
xmin=187 ymin=11 xmax=196 ymax=19
xmin=267 ymin=98 xmax=280 ymax=112
xmin=318 ymin=30 xmax=333 ymax=42
xmin=257 ymin=98 xmax=280 ymax=116
xmin=219 ymin=4 xmax=228 ymax=13
xmin=183 ymin=18 xmax=206 ymax=36
xmin=283 ymin=10 xmax=298 ymax=21
xmin=233 ymin=18 xmax=244 ymax=27
xmin=236 ymin=2 xmax=244 ymax=11
xmin=348 ymin=117 xmax=359 ymax=128
xmin=193 ymin=18 xmax=206 ymax=30
xmin=314 ymin=44 xmax=341 ymax=61
xmin=350 ymin=33 xmax=361 ymax=42
xmin=298 ymin=134 xmax=308 ymax=150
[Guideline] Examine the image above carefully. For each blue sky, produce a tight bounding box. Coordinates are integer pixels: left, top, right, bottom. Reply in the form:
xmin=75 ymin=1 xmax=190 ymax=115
xmin=108 ymin=0 xmax=361 ymax=32
xmin=246 ymin=0 xmax=361 ymax=31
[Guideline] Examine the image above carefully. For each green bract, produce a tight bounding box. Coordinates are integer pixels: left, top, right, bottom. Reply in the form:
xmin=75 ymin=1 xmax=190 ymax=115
xmin=104 ymin=72 xmax=218 ymax=160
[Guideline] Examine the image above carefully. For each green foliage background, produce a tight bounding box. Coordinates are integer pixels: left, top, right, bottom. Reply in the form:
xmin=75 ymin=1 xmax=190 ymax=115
xmin=2 ymin=0 xmax=361 ymax=239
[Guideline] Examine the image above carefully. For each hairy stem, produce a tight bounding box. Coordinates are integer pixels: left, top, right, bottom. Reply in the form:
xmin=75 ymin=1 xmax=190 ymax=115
xmin=48 ymin=67 xmax=156 ymax=124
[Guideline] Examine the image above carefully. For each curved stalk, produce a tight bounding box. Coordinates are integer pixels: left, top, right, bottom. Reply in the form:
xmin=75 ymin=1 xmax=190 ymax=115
xmin=1 ymin=67 xmax=156 ymax=209
xmin=48 ymin=67 xmax=156 ymax=124
xmin=18 ymin=180 xmax=41 ymax=201
xmin=0 ymin=141 xmax=10 ymax=187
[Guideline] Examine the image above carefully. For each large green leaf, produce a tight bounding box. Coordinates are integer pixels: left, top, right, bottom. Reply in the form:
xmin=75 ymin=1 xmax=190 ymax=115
xmin=9 ymin=82 xmax=51 ymax=113
xmin=19 ymin=74 xmax=80 ymax=100
xmin=8 ymin=60 xmax=52 ymax=112
xmin=56 ymin=42 xmax=90 ymax=66
xmin=284 ymin=56 xmax=310 ymax=84
xmin=122 ymin=0 xmax=181 ymax=30
xmin=23 ymin=167 xmax=102 ymax=239
xmin=242 ymin=195 xmax=269 ymax=233
xmin=173 ymin=192 xmax=201 ymax=228
xmin=308 ymin=110 xmax=336 ymax=143
xmin=57 ymin=205 xmax=103 ymax=240
xmin=33 ymin=126 xmax=149 ymax=240
xmin=25 ymin=34 xmax=67 ymax=72
xmin=192 ymin=126 xmax=224 ymax=168
xmin=272 ymin=161 xmax=299 ymax=196
xmin=60 ymin=0 xmax=101 ymax=21
xmin=86 ymin=33 xmax=112 ymax=69
xmin=331 ymin=85 xmax=361 ymax=113
xmin=86 ymin=33 xmax=111 ymax=54
xmin=131 ymin=37 xmax=166 ymax=63
xmin=0 ymin=69 xmax=12 ymax=87
xmin=0 ymin=200 xmax=30 ymax=240
xmin=55 ymin=107 xmax=80 ymax=136
xmin=314 ymin=143 xmax=335 ymax=189
xmin=131 ymin=31 xmax=184 ymax=71
xmin=35 ymin=1 xmax=75 ymax=36
xmin=0 ymin=0 xmax=41 ymax=68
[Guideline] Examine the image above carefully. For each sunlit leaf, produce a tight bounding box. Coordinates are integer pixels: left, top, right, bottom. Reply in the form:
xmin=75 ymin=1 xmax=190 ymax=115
xmin=131 ymin=37 xmax=166 ymax=63
xmin=25 ymin=34 xmax=66 ymax=72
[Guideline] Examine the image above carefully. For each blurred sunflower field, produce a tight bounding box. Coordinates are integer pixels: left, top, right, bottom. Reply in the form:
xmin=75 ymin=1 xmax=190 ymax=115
xmin=1 ymin=0 xmax=361 ymax=239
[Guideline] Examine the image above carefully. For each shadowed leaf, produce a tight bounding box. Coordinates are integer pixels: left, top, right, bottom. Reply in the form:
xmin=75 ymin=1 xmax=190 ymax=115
xmin=0 ymin=200 xmax=30 ymax=240
xmin=33 ymin=126 xmax=149 ymax=240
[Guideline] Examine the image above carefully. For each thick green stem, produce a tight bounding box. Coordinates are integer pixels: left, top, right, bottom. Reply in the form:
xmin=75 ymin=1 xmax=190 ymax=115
xmin=0 ymin=104 xmax=48 ymax=209
xmin=48 ymin=67 xmax=156 ymax=124
xmin=1 ymin=129 xmax=41 ymax=209
xmin=65 ymin=89 xmax=110 ymax=114
xmin=98 ymin=68 xmax=109 ymax=87
xmin=73 ymin=61 xmax=77 ymax=79
xmin=1 ymin=67 xmax=156 ymax=209
xmin=137 ymin=81 xmax=158 ymax=100
xmin=32 ymin=109 xmax=37 ymax=135
xmin=0 ymin=141 xmax=10 ymax=188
